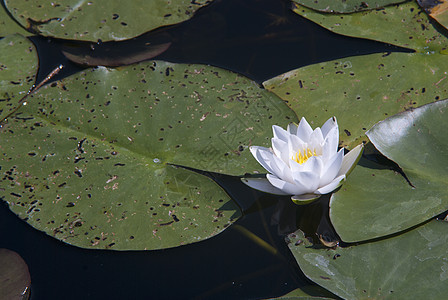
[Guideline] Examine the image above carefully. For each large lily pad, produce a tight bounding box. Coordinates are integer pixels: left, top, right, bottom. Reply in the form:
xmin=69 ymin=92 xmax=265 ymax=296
xmin=0 ymin=249 xmax=30 ymax=300
xmin=293 ymin=1 xmax=448 ymax=52
xmin=330 ymin=99 xmax=448 ymax=242
xmin=292 ymin=0 xmax=406 ymax=13
xmin=0 ymin=34 xmax=38 ymax=122
xmin=287 ymin=220 xmax=448 ymax=299
xmin=264 ymin=52 xmax=448 ymax=149
xmin=0 ymin=61 xmax=297 ymax=250
xmin=4 ymin=0 xmax=211 ymax=42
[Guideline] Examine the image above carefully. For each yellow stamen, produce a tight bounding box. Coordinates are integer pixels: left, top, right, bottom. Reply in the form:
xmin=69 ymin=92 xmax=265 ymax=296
xmin=293 ymin=148 xmax=317 ymax=164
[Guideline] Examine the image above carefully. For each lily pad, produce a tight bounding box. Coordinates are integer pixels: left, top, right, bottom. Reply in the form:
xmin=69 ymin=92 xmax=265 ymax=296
xmin=330 ymin=99 xmax=448 ymax=242
xmin=293 ymin=1 xmax=448 ymax=52
xmin=0 ymin=34 xmax=38 ymax=122
xmin=292 ymin=0 xmax=406 ymax=13
xmin=287 ymin=220 xmax=448 ymax=299
xmin=417 ymin=0 xmax=448 ymax=31
xmin=0 ymin=61 xmax=297 ymax=250
xmin=4 ymin=0 xmax=211 ymax=42
xmin=268 ymin=286 xmax=336 ymax=299
xmin=0 ymin=5 xmax=30 ymax=36
xmin=263 ymin=52 xmax=448 ymax=149
xmin=0 ymin=249 xmax=30 ymax=300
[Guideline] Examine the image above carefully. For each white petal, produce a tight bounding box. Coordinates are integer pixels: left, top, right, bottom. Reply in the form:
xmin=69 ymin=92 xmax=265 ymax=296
xmin=290 ymin=157 xmax=322 ymax=192
xmin=267 ymin=174 xmax=303 ymax=195
xmin=290 ymin=155 xmax=323 ymax=174
xmin=309 ymin=127 xmax=324 ymax=150
xmin=321 ymin=126 xmax=339 ymax=162
xmin=292 ymin=171 xmax=320 ymax=193
xmin=250 ymin=146 xmax=276 ymax=175
xmin=272 ymin=125 xmax=290 ymax=142
xmin=319 ymin=148 xmax=344 ymax=187
xmin=272 ymin=138 xmax=290 ymax=165
xmin=321 ymin=116 xmax=338 ymax=138
xmin=316 ymin=174 xmax=345 ymax=194
xmin=260 ymin=148 xmax=293 ymax=181
xmin=338 ymin=143 xmax=364 ymax=177
xmin=241 ymin=177 xmax=289 ymax=195
xmin=287 ymin=122 xmax=298 ymax=135
xmin=296 ymin=117 xmax=313 ymax=141
xmin=287 ymin=134 xmax=306 ymax=163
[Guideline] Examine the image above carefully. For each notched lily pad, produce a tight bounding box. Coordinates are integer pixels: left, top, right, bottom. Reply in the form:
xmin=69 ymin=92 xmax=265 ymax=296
xmin=0 ymin=34 xmax=38 ymax=122
xmin=4 ymin=0 xmax=212 ymax=41
xmin=0 ymin=61 xmax=297 ymax=250
xmin=330 ymin=99 xmax=448 ymax=242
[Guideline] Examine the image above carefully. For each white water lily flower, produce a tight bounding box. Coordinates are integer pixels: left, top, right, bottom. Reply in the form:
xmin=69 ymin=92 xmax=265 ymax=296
xmin=242 ymin=117 xmax=363 ymax=204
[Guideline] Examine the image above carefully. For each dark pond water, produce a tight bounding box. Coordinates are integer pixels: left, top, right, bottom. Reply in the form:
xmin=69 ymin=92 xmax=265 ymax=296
xmin=0 ymin=0 xmax=412 ymax=299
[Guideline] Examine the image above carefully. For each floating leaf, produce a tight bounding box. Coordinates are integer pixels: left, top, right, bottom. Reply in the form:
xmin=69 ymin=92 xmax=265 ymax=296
xmin=0 ymin=34 xmax=38 ymax=122
xmin=264 ymin=52 xmax=448 ymax=149
xmin=293 ymin=1 xmax=448 ymax=52
xmin=268 ymin=286 xmax=336 ymax=299
xmin=0 ymin=5 xmax=30 ymax=36
xmin=0 ymin=249 xmax=30 ymax=300
xmin=287 ymin=220 xmax=448 ymax=299
xmin=0 ymin=61 xmax=297 ymax=250
xmin=4 ymin=0 xmax=211 ymax=42
xmin=292 ymin=0 xmax=406 ymax=13
xmin=330 ymin=99 xmax=448 ymax=242
xmin=417 ymin=0 xmax=448 ymax=31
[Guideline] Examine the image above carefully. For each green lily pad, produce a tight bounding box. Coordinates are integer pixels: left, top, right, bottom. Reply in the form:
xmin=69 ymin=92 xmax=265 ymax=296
xmin=0 ymin=249 xmax=30 ymax=300
xmin=417 ymin=0 xmax=448 ymax=31
xmin=4 ymin=0 xmax=211 ymax=42
xmin=268 ymin=286 xmax=336 ymax=299
xmin=0 ymin=5 xmax=30 ymax=36
xmin=293 ymin=1 xmax=448 ymax=52
xmin=0 ymin=34 xmax=38 ymax=122
xmin=287 ymin=219 xmax=448 ymax=299
xmin=292 ymin=0 xmax=406 ymax=13
xmin=264 ymin=52 xmax=448 ymax=149
xmin=330 ymin=99 xmax=448 ymax=242
xmin=0 ymin=61 xmax=297 ymax=250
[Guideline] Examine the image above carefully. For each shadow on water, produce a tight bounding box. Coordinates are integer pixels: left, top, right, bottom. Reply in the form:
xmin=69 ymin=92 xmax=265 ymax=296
xmin=0 ymin=189 xmax=335 ymax=300
xmin=31 ymin=0 xmax=412 ymax=85
xmin=1 ymin=0 xmax=415 ymax=299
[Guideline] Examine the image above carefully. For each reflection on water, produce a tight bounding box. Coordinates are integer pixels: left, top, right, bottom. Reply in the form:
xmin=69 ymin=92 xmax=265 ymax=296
xmin=0 ymin=0 xmax=412 ymax=298
xmin=0 ymin=183 xmax=330 ymax=299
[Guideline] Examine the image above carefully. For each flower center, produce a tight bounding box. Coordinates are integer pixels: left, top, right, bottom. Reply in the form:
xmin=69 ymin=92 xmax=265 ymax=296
xmin=293 ymin=148 xmax=317 ymax=164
